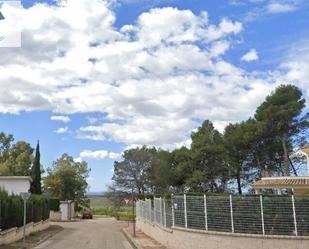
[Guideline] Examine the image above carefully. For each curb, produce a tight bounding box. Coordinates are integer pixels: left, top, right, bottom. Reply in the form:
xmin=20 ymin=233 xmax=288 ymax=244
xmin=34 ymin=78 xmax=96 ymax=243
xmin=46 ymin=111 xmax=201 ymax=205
xmin=32 ymin=226 xmax=64 ymax=248
xmin=121 ymin=228 xmax=142 ymax=249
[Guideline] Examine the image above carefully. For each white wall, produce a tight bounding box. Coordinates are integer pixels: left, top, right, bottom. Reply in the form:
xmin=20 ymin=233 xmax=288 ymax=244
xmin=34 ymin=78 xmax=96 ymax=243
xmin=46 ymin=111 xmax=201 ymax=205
xmin=137 ymin=220 xmax=309 ymax=249
xmin=60 ymin=201 xmax=75 ymax=221
xmin=60 ymin=202 xmax=69 ymax=221
xmin=0 ymin=178 xmax=31 ymax=195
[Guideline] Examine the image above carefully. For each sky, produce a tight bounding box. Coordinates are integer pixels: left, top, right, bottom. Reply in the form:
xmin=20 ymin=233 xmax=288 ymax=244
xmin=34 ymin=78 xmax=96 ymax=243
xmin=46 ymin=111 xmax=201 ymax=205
xmin=0 ymin=0 xmax=308 ymax=192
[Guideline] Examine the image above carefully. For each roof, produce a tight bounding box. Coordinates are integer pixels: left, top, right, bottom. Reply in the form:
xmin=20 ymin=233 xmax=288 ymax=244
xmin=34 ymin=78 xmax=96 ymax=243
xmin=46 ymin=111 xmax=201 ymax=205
xmin=301 ymin=145 xmax=309 ymax=154
xmin=0 ymin=176 xmax=32 ymax=182
xmin=252 ymin=177 xmax=309 ymax=189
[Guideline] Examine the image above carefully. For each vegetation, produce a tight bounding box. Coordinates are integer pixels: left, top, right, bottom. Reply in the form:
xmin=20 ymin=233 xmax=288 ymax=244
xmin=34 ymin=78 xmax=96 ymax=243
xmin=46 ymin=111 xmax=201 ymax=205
xmin=0 ymin=131 xmax=90 ymax=208
xmin=30 ymin=141 xmax=42 ymax=194
xmin=87 ymin=195 xmax=133 ymax=220
xmin=91 ymin=208 xmax=134 ymax=220
xmin=112 ymin=147 xmax=157 ymax=194
xmin=0 ymin=133 xmax=34 ymax=176
xmin=88 ymin=196 xmax=113 ymax=209
xmin=43 ymin=154 xmax=90 ymax=206
xmin=111 ymin=85 xmax=308 ymax=195
xmin=49 ymin=197 xmax=60 ymax=212
xmin=0 ymin=190 xmax=50 ymax=230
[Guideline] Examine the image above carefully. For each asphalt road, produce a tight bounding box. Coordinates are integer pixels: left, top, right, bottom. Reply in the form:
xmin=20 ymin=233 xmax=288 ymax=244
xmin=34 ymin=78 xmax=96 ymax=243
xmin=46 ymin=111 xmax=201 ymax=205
xmin=34 ymin=218 xmax=133 ymax=249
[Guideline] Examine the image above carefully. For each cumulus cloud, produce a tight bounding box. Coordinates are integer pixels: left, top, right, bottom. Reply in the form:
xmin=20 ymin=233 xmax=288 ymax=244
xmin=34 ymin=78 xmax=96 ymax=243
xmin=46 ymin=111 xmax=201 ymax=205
xmin=280 ymin=40 xmax=309 ymax=100
xmin=77 ymin=150 xmax=121 ymax=161
xmin=54 ymin=127 xmax=69 ymax=134
xmin=51 ymin=115 xmax=71 ymax=123
xmin=241 ymin=49 xmax=259 ymax=62
xmin=0 ymin=0 xmax=307 ymax=149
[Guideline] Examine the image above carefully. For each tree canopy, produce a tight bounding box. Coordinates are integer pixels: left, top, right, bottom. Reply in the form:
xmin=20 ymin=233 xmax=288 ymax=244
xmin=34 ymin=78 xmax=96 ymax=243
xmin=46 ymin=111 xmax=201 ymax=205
xmin=0 ymin=133 xmax=34 ymax=176
xmin=44 ymin=154 xmax=90 ymax=202
xmin=111 ymin=84 xmax=308 ymax=195
xmin=30 ymin=141 xmax=42 ymax=194
xmin=255 ymin=84 xmax=306 ymax=176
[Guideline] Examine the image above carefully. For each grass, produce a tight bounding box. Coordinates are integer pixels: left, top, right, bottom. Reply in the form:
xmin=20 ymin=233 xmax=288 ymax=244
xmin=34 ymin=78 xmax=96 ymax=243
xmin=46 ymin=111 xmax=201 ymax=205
xmin=88 ymin=196 xmax=134 ymax=221
xmin=92 ymin=208 xmax=134 ymax=220
xmin=88 ymin=196 xmax=113 ymax=209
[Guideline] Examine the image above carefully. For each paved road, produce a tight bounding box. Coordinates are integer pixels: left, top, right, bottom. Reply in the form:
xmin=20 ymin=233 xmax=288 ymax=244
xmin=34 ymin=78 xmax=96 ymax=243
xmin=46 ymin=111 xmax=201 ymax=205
xmin=34 ymin=218 xmax=133 ymax=249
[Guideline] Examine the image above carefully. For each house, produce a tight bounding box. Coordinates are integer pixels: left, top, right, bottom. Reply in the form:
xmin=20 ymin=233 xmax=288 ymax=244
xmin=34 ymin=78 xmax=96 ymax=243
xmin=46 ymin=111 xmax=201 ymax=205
xmin=252 ymin=145 xmax=309 ymax=196
xmin=0 ymin=176 xmax=32 ymax=195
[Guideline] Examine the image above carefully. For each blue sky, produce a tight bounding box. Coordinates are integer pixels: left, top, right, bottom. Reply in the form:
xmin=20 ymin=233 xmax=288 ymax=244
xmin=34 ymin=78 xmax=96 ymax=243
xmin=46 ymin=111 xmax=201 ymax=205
xmin=0 ymin=0 xmax=308 ymax=192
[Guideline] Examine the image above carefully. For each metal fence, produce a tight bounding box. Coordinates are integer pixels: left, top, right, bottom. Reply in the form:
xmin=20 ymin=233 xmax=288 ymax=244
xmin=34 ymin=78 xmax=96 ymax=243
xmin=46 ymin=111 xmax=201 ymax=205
xmin=136 ymin=194 xmax=309 ymax=236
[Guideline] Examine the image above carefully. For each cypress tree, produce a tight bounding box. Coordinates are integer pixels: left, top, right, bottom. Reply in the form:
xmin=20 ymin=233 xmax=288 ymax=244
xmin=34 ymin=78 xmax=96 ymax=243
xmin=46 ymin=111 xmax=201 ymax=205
xmin=31 ymin=141 xmax=42 ymax=194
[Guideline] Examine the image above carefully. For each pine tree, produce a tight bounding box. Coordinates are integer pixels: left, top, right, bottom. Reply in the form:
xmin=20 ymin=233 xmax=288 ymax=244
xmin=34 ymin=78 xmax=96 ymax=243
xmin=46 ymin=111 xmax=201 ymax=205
xmin=31 ymin=141 xmax=42 ymax=194
xmin=255 ymin=85 xmax=306 ymax=176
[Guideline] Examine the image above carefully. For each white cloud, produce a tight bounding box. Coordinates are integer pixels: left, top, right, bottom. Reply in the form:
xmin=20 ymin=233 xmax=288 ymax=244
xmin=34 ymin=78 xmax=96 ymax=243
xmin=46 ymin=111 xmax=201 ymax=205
xmin=241 ymin=49 xmax=259 ymax=62
xmin=266 ymin=2 xmax=296 ymax=14
xmin=266 ymin=3 xmax=296 ymax=13
xmin=51 ymin=115 xmax=71 ymax=123
xmin=280 ymin=40 xmax=309 ymax=102
xmin=54 ymin=127 xmax=69 ymax=134
xmin=0 ymin=0 xmax=307 ymax=149
xmin=78 ymin=150 xmax=121 ymax=161
xmin=210 ymin=40 xmax=230 ymax=57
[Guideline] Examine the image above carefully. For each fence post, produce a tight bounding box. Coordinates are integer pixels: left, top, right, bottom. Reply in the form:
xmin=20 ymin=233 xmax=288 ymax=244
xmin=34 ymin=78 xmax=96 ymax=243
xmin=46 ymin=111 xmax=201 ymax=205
xmin=203 ymin=194 xmax=208 ymax=231
xmin=184 ymin=194 xmax=188 ymax=228
xmin=149 ymin=199 xmax=152 ymax=222
xmin=291 ymin=195 xmax=298 ymax=236
xmin=163 ymin=197 xmax=167 ymax=227
xmin=171 ymin=194 xmax=175 ymax=227
xmin=160 ymin=197 xmax=163 ymax=225
xmin=229 ymin=194 xmax=234 ymax=233
xmin=259 ymin=195 xmax=265 ymax=235
xmin=136 ymin=201 xmax=139 ymax=219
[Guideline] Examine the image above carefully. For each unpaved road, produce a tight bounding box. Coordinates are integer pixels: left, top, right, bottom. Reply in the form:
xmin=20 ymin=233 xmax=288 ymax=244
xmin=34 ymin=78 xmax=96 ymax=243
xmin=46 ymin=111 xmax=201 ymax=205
xmin=34 ymin=218 xmax=133 ymax=249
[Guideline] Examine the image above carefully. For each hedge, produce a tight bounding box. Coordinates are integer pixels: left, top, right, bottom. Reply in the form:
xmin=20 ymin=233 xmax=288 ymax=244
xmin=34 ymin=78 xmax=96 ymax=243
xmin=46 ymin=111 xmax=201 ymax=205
xmin=49 ymin=197 xmax=60 ymax=212
xmin=0 ymin=190 xmax=52 ymax=230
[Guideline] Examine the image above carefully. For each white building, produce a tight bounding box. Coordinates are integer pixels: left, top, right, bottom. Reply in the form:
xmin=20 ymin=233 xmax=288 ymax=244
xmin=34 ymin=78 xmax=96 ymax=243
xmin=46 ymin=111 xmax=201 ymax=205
xmin=60 ymin=200 xmax=75 ymax=221
xmin=0 ymin=176 xmax=32 ymax=195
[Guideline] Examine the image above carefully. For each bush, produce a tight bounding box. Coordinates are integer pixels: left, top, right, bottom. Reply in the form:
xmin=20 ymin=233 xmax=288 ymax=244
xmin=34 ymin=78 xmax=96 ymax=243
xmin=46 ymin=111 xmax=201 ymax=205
xmin=92 ymin=208 xmax=135 ymax=220
xmin=0 ymin=190 xmax=50 ymax=230
xmin=49 ymin=197 xmax=60 ymax=212
xmin=27 ymin=195 xmax=50 ymax=223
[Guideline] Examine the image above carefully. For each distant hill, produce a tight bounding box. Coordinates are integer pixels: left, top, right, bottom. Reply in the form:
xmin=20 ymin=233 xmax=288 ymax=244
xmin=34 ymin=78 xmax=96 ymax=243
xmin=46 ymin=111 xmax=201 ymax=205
xmin=86 ymin=191 xmax=105 ymax=196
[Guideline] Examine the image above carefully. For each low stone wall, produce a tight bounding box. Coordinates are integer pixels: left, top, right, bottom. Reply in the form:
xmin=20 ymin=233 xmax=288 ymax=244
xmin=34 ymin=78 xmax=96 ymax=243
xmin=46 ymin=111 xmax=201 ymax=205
xmin=50 ymin=211 xmax=62 ymax=221
xmin=0 ymin=220 xmax=50 ymax=245
xmin=136 ymin=220 xmax=309 ymax=249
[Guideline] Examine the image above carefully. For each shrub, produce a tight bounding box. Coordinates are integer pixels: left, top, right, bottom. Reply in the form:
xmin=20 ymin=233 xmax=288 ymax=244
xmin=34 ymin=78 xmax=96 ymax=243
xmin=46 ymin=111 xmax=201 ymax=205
xmin=92 ymin=208 xmax=134 ymax=220
xmin=49 ymin=197 xmax=60 ymax=212
xmin=0 ymin=190 xmax=50 ymax=230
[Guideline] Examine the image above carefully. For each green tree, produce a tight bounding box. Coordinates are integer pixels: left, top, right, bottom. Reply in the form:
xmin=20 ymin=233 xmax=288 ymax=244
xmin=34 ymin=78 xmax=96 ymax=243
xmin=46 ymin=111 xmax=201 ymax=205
xmin=224 ymin=119 xmax=257 ymax=194
xmin=44 ymin=154 xmax=90 ymax=203
xmin=0 ymin=140 xmax=34 ymax=176
xmin=30 ymin=141 xmax=42 ymax=194
xmin=255 ymin=85 xmax=306 ymax=176
xmin=0 ymin=132 xmax=14 ymax=162
xmin=150 ymin=150 xmax=172 ymax=193
xmin=190 ymin=120 xmax=228 ymax=192
xmin=170 ymin=147 xmax=193 ymax=191
xmin=112 ymin=146 xmax=157 ymax=194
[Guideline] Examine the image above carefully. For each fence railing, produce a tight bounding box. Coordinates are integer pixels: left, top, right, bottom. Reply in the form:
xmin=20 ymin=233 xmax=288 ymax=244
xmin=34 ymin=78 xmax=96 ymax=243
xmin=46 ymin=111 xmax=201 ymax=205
xmin=136 ymin=194 xmax=309 ymax=237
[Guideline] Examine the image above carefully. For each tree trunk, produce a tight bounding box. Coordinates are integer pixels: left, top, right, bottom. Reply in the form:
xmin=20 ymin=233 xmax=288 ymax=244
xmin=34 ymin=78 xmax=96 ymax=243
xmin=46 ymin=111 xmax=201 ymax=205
xmin=281 ymin=137 xmax=290 ymax=176
xmin=236 ymin=170 xmax=242 ymax=195
xmin=289 ymin=156 xmax=298 ymax=176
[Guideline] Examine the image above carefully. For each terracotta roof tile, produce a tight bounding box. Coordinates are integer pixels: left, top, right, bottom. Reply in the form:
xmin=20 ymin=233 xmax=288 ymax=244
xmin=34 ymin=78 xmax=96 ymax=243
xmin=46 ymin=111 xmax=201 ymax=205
xmin=252 ymin=177 xmax=309 ymax=188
